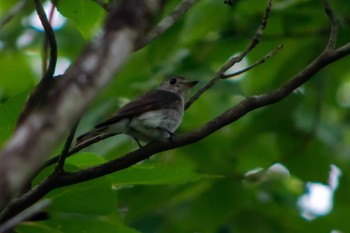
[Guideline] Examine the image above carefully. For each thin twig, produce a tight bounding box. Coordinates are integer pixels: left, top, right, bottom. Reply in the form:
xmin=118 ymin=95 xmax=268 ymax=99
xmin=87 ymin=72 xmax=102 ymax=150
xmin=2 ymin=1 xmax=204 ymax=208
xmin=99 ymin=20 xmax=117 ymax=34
xmin=0 ymin=0 xmax=27 ymax=30
xmin=44 ymin=133 xmax=117 ymax=168
xmin=222 ymin=44 xmax=283 ymax=79
xmin=322 ymin=0 xmax=339 ymax=50
xmin=34 ymin=0 xmax=57 ymax=80
xmin=55 ymin=123 xmax=80 ymax=172
xmin=136 ymin=0 xmax=199 ymax=50
xmin=335 ymin=42 xmax=350 ymax=56
xmin=0 ymin=199 xmax=51 ymax=233
xmin=42 ymin=1 xmax=56 ymax=74
xmin=16 ymin=0 xmax=58 ymax=124
xmin=185 ymin=0 xmax=273 ymax=109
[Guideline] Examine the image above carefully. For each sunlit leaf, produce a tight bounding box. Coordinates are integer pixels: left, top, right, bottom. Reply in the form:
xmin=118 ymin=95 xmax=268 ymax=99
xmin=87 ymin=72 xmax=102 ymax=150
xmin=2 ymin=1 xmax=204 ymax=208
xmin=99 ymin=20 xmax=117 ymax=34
xmin=46 ymin=178 xmax=117 ymax=216
xmin=55 ymin=0 xmax=104 ymax=38
xmin=109 ymin=159 xmax=218 ymax=186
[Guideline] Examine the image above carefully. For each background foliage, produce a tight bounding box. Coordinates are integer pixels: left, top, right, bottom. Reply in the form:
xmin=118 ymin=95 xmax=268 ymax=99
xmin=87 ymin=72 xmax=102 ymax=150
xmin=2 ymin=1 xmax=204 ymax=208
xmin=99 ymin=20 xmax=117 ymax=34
xmin=1 ymin=0 xmax=350 ymax=232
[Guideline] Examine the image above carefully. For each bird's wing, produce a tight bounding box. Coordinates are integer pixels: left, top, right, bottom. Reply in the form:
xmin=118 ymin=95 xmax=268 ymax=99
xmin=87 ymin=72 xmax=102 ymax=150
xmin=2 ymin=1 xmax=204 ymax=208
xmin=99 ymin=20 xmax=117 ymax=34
xmin=95 ymin=90 xmax=182 ymax=128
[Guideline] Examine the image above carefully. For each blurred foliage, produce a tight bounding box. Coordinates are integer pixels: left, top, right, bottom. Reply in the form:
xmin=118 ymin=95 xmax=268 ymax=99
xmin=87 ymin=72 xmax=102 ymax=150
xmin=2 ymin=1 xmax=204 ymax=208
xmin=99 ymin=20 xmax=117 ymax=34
xmin=0 ymin=0 xmax=350 ymax=232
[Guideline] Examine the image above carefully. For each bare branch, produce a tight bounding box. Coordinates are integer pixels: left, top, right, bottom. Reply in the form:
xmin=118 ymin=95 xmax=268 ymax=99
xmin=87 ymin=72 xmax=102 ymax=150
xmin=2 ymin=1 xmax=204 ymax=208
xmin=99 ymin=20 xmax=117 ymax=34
xmin=55 ymin=122 xmax=79 ymax=172
xmin=136 ymin=0 xmax=199 ymax=50
xmin=17 ymin=0 xmax=59 ymax=125
xmin=185 ymin=0 xmax=273 ymax=109
xmin=44 ymin=133 xmax=117 ymax=168
xmin=34 ymin=0 xmax=57 ymax=80
xmin=322 ymin=0 xmax=339 ymax=50
xmin=221 ymin=44 xmax=283 ymax=79
xmin=335 ymin=42 xmax=350 ymax=57
xmin=42 ymin=2 xmax=57 ymax=75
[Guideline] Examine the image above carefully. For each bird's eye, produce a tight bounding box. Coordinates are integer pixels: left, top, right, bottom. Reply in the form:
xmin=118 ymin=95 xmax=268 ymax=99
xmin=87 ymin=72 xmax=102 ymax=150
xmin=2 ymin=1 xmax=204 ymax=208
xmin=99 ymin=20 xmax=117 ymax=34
xmin=169 ymin=78 xmax=177 ymax=85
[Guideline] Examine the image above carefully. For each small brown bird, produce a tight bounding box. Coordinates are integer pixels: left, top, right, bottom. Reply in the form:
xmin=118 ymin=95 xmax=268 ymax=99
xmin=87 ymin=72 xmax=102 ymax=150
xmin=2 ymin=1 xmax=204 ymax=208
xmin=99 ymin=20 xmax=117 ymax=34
xmin=76 ymin=76 xmax=198 ymax=147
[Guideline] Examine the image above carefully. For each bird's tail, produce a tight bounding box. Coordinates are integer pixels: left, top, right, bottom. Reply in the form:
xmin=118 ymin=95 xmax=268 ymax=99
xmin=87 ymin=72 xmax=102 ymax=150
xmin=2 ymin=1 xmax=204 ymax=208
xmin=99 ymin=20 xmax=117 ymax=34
xmin=75 ymin=127 xmax=114 ymax=147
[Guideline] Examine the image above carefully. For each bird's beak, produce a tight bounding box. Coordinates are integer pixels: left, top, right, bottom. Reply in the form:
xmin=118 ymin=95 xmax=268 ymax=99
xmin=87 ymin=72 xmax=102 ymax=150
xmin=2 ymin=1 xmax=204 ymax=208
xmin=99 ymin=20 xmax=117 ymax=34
xmin=183 ymin=80 xmax=199 ymax=88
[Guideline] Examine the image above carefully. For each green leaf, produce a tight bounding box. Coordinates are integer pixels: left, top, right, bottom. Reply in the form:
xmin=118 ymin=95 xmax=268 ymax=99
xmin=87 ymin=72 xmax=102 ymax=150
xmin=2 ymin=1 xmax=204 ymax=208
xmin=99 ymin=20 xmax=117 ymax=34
xmin=56 ymin=0 xmax=104 ymax=38
xmin=181 ymin=0 xmax=230 ymax=44
xmin=109 ymin=159 xmax=215 ymax=186
xmin=0 ymin=53 xmax=34 ymax=98
xmin=17 ymin=216 xmax=139 ymax=233
xmin=47 ymin=178 xmax=117 ymax=216
xmin=65 ymin=152 xmax=106 ymax=170
xmin=16 ymin=222 xmax=61 ymax=233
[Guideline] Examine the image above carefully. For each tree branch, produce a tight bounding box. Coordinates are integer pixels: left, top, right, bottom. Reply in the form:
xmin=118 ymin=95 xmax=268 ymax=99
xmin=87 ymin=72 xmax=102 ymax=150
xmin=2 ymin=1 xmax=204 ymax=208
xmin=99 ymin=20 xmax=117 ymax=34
xmin=322 ymin=0 xmax=339 ymax=50
xmin=55 ymin=122 xmax=79 ymax=172
xmin=335 ymin=42 xmax=350 ymax=56
xmin=34 ymin=0 xmax=57 ymax=79
xmin=136 ymin=0 xmax=199 ymax=50
xmin=0 ymin=0 xmax=166 ymax=210
xmin=221 ymin=44 xmax=283 ymax=79
xmin=185 ymin=0 xmax=273 ymax=109
xmin=16 ymin=0 xmax=58 ymax=125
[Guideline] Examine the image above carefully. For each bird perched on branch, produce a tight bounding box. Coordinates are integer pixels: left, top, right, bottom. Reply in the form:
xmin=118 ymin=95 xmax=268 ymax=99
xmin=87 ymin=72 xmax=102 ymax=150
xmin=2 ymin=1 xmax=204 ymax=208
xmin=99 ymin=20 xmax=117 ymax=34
xmin=76 ymin=76 xmax=198 ymax=147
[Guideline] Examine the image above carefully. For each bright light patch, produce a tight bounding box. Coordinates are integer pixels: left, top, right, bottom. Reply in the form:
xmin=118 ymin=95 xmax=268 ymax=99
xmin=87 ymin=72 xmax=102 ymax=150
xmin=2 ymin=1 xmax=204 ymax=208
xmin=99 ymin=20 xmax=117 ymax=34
xmin=223 ymin=53 xmax=249 ymax=81
xmin=267 ymin=163 xmax=291 ymax=178
xmin=336 ymin=78 xmax=350 ymax=107
xmin=16 ymin=30 xmax=36 ymax=48
xmin=298 ymin=183 xmax=333 ymax=220
xmin=27 ymin=55 xmax=71 ymax=80
xmin=24 ymin=1 xmax=66 ymax=31
xmin=298 ymin=164 xmax=342 ymax=220
xmin=55 ymin=57 xmax=71 ymax=76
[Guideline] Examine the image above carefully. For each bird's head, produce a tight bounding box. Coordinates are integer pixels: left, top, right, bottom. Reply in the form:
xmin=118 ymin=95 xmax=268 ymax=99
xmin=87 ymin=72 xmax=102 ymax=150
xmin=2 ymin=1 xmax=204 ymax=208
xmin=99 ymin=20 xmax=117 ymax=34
xmin=158 ymin=76 xmax=198 ymax=98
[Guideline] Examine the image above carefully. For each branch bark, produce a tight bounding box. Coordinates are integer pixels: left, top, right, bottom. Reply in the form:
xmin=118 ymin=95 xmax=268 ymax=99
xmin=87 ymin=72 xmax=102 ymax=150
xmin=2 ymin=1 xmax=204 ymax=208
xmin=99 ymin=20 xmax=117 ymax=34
xmin=0 ymin=0 xmax=166 ymax=210
xmin=185 ymin=0 xmax=273 ymax=109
